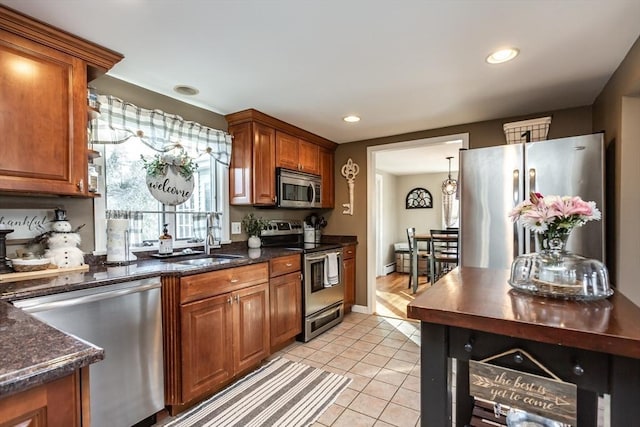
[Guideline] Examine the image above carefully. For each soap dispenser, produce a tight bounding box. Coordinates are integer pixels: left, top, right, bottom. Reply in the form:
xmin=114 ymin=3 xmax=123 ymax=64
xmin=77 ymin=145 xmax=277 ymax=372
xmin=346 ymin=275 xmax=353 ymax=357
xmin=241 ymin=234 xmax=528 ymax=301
xmin=158 ymin=223 xmax=173 ymax=255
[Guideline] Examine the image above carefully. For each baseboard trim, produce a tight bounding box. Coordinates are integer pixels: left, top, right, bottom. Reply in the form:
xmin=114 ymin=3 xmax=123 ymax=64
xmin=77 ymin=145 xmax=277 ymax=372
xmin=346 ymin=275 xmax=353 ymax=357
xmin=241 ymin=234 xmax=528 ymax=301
xmin=351 ymin=305 xmax=371 ymax=314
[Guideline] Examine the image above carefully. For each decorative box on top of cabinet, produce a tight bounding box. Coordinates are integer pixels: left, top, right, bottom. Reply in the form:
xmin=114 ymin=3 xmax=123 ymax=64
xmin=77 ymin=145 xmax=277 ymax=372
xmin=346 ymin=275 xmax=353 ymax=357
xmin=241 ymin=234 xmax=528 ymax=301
xmin=0 ymin=6 xmax=122 ymax=196
xmin=225 ymin=109 xmax=337 ymax=207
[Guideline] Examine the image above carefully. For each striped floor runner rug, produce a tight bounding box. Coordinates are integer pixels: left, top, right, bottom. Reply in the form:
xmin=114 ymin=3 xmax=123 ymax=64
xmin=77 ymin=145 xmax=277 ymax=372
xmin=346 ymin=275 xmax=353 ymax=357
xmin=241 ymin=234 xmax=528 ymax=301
xmin=163 ymin=357 xmax=352 ymax=427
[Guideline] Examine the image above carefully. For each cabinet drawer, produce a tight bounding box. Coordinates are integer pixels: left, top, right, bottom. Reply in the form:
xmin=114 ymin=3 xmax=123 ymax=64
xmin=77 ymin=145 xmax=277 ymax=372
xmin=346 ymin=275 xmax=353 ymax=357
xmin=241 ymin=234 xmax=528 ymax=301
xmin=181 ymin=263 xmax=269 ymax=303
xmin=343 ymin=245 xmax=356 ymax=260
xmin=269 ymin=254 xmax=301 ymax=278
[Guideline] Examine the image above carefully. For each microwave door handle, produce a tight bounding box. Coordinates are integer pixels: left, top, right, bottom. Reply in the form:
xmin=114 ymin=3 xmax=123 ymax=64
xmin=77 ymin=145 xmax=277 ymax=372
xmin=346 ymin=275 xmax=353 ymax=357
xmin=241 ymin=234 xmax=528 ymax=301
xmin=307 ymin=183 xmax=315 ymax=203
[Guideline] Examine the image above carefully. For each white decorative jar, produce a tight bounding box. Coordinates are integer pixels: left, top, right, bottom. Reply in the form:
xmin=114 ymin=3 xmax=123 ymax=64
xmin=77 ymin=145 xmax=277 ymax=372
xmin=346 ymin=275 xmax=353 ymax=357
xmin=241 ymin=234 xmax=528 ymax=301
xmin=248 ymin=235 xmax=261 ymax=249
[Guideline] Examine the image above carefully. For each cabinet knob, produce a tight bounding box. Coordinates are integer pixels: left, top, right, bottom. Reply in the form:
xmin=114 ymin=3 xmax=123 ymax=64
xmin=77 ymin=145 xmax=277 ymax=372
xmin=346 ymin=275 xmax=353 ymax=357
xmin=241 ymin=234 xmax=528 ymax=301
xmin=464 ymin=338 xmax=474 ymax=353
xmin=572 ymin=364 xmax=585 ymax=376
xmin=77 ymin=179 xmax=84 ymax=192
xmin=235 ymin=294 xmax=240 ymax=303
xmin=227 ymin=296 xmax=233 ymax=305
xmin=286 ymin=263 xmax=292 ymax=267
xmin=230 ymin=279 xmax=239 ymax=283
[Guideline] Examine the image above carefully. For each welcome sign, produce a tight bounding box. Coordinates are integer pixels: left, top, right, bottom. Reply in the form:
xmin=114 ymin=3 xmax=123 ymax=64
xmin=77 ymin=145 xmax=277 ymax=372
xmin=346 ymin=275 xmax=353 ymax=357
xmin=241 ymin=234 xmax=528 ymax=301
xmin=146 ymin=167 xmax=194 ymax=206
xmin=469 ymin=360 xmax=577 ymax=424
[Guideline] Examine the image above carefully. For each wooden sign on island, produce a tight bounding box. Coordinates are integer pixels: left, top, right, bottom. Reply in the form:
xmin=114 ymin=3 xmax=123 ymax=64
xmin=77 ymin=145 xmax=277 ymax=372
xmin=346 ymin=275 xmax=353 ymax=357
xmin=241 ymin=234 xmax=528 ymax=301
xmin=469 ymin=360 xmax=577 ymax=425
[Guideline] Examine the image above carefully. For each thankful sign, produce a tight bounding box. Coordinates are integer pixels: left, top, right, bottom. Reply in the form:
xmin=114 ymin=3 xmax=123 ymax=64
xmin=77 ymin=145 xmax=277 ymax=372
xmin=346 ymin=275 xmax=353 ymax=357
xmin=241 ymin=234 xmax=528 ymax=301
xmin=469 ymin=360 xmax=577 ymax=424
xmin=0 ymin=209 xmax=52 ymax=241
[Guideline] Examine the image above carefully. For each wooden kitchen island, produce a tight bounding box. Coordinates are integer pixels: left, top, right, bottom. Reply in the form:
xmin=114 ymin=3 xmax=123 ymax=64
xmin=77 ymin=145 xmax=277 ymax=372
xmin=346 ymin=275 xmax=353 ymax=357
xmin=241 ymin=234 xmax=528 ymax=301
xmin=407 ymin=267 xmax=640 ymax=427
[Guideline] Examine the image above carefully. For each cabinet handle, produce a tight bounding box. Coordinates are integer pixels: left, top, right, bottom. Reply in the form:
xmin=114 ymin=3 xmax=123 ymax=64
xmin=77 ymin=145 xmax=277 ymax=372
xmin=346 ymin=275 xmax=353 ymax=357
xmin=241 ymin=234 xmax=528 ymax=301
xmin=227 ymin=296 xmax=232 ymax=305
xmin=230 ymin=279 xmax=239 ymax=283
xmin=235 ymin=294 xmax=240 ymax=303
xmin=77 ymin=179 xmax=84 ymax=192
xmin=285 ymin=263 xmax=292 ymax=267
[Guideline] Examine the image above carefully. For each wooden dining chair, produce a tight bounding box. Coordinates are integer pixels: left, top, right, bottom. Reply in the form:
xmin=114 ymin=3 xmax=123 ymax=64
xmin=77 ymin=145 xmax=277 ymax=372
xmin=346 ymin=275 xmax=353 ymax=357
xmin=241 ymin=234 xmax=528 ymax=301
xmin=429 ymin=229 xmax=459 ymax=284
xmin=406 ymin=227 xmax=430 ymax=293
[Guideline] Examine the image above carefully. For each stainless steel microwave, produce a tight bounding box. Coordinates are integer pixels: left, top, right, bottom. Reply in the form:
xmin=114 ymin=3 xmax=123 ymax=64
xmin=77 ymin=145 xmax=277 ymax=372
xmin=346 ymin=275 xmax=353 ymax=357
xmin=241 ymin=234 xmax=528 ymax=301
xmin=276 ymin=168 xmax=322 ymax=209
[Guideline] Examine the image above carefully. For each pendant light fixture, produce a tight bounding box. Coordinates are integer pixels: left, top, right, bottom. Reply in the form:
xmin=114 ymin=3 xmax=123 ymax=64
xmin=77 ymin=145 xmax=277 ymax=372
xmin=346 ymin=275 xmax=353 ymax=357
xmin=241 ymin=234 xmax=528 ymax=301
xmin=441 ymin=156 xmax=457 ymax=195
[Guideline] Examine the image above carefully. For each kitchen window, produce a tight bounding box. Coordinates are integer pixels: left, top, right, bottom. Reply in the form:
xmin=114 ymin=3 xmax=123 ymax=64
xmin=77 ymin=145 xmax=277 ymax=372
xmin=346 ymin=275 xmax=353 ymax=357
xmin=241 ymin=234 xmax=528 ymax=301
xmin=90 ymin=95 xmax=232 ymax=253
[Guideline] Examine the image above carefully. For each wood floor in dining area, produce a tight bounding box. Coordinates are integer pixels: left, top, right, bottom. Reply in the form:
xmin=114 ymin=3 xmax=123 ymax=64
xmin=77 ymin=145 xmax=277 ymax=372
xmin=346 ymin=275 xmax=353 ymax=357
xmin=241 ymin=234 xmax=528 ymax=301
xmin=375 ymin=272 xmax=431 ymax=321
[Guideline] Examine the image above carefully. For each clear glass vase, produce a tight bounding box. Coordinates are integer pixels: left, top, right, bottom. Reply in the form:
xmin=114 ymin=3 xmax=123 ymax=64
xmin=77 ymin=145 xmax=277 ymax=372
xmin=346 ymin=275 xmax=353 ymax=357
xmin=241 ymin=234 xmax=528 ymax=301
xmin=509 ymin=230 xmax=613 ymax=300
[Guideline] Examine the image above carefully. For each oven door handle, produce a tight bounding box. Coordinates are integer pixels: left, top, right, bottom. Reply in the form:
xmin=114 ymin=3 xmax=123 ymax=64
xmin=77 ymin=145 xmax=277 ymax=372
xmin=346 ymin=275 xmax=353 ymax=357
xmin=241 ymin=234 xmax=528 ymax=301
xmin=305 ymin=252 xmax=341 ymax=262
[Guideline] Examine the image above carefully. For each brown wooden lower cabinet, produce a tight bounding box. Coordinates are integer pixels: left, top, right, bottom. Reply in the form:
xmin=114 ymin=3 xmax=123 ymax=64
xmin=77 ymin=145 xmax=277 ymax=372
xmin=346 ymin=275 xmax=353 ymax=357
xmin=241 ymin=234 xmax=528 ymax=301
xmin=343 ymin=245 xmax=356 ymax=313
xmin=269 ymin=255 xmax=302 ymax=352
xmin=180 ymin=282 xmax=269 ymax=404
xmin=0 ymin=369 xmax=85 ymax=427
xmin=163 ymin=263 xmax=270 ymax=412
xmin=269 ymin=272 xmax=302 ymax=349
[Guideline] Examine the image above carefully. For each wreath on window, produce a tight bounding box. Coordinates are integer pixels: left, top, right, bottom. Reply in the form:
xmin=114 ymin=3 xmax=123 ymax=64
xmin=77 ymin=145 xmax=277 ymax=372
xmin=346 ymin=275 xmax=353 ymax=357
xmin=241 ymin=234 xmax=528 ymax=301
xmin=406 ymin=187 xmax=433 ymax=209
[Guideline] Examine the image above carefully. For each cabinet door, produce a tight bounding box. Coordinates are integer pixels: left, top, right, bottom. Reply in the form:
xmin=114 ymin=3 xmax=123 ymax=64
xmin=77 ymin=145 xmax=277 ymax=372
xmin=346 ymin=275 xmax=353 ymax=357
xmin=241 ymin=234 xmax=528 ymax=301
xmin=253 ymin=123 xmax=276 ymax=205
xmin=319 ymin=147 xmax=335 ymax=208
xmin=275 ymin=131 xmax=300 ymax=171
xmin=0 ymin=371 xmax=81 ymax=427
xmin=298 ymin=139 xmax=319 ymax=174
xmin=233 ymin=282 xmax=270 ymax=374
xmin=0 ymin=29 xmax=87 ymax=196
xmin=228 ymin=122 xmax=252 ymax=205
xmin=343 ymin=245 xmax=356 ymax=312
xmin=181 ymin=293 xmax=233 ymax=401
xmin=270 ymin=272 xmax=302 ymax=349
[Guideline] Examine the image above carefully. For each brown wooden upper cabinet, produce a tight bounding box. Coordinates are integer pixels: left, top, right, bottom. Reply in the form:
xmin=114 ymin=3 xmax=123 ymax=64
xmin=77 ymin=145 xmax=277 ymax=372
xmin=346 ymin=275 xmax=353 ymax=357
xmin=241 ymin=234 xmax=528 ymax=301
xmin=0 ymin=6 xmax=122 ymax=197
xmin=226 ymin=109 xmax=337 ymax=208
xmin=275 ymin=131 xmax=319 ymax=175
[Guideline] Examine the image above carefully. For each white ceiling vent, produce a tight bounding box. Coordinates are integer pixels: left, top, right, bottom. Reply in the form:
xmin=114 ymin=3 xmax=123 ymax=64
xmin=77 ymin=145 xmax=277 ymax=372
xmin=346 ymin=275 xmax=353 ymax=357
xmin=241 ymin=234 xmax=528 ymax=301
xmin=503 ymin=116 xmax=552 ymax=144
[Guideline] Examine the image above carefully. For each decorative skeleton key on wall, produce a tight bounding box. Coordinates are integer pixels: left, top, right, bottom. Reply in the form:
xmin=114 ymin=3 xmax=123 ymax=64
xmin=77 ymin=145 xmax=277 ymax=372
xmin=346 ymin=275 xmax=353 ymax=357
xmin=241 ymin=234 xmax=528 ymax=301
xmin=340 ymin=158 xmax=360 ymax=215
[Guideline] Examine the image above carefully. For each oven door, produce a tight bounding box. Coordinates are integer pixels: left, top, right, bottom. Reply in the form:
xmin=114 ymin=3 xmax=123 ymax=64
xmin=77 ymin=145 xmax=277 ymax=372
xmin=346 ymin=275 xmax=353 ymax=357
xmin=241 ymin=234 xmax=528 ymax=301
xmin=303 ymin=249 xmax=344 ymax=316
xmin=277 ymin=168 xmax=321 ymax=209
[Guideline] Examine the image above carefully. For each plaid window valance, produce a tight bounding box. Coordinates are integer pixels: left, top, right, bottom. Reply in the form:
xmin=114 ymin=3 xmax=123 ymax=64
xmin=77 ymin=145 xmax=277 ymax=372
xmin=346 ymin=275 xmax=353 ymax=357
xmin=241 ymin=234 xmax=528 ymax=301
xmin=89 ymin=94 xmax=232 ymax=166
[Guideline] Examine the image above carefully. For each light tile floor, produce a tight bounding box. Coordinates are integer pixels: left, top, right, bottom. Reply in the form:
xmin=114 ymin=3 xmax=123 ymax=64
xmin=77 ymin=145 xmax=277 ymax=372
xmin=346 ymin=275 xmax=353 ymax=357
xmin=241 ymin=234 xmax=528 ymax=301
xmin=270 ymin=312 xmax=422 ymax=427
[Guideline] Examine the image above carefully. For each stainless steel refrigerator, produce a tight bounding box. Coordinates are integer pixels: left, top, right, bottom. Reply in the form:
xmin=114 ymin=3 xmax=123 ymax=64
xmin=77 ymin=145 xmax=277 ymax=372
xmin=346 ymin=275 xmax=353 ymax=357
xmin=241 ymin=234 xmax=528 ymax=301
xmin=459 ymin=133 xmax=605 ymax=270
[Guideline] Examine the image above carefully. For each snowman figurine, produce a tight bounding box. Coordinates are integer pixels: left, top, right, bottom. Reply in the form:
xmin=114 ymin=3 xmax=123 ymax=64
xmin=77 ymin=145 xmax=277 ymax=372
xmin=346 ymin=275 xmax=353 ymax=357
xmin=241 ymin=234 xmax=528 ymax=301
xmin=44 ymin=209 xmax=85 ymax=268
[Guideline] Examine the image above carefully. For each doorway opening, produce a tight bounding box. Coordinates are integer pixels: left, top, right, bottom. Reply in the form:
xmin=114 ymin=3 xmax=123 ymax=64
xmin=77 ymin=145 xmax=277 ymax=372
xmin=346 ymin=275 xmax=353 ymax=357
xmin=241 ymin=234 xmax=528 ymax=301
xmin=365 ymin=133 xmax=469 ymax=318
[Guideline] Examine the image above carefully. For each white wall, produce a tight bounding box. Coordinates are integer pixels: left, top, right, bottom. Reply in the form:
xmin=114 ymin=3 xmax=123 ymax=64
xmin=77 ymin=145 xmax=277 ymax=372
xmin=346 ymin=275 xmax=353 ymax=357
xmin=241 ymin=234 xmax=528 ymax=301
xmin=394 ymin=172 xmax=452 ymax=243
xmin=377 ymin=171 xmax=398 ymax=271
xmin=618 ymin=96 xmax=640 ymax=305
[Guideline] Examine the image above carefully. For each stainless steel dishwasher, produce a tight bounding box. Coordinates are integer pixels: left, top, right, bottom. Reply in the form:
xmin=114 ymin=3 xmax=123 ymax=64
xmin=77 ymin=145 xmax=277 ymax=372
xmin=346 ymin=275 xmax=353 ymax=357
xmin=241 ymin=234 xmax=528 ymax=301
xmin=14 ymin=277 xmax=164 ymax=427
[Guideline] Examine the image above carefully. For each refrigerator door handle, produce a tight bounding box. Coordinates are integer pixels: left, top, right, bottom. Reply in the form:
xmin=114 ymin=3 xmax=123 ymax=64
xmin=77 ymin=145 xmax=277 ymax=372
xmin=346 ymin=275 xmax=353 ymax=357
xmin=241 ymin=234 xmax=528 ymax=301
xmin=513 ymin=169 xmax=520 ymax=259
xmin=529 ymin=168 xmax=537 ymax=251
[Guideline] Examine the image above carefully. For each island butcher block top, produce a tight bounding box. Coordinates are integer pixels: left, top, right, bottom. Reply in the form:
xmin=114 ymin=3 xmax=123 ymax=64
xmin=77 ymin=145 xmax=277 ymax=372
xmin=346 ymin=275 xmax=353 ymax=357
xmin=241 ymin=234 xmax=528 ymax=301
xmin=407 ymin=267 xmax=640 ymax=359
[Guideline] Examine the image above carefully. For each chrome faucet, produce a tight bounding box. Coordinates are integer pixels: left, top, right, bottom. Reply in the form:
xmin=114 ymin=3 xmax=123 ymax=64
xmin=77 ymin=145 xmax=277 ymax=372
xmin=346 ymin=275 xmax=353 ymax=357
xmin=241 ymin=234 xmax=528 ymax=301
xmin=204 ymin=212 xmax=221 ymax=254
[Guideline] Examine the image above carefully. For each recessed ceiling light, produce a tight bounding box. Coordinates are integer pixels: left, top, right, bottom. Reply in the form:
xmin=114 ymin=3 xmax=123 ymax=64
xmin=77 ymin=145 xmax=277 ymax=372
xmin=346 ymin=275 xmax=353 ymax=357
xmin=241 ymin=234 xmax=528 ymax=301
xmin=486 ymin=48 xmax=519 ymax=64
xmin=173 ymin=85 xmax=199 ymax=96
xmin=343 ymin=115 xmax=360 ymax=123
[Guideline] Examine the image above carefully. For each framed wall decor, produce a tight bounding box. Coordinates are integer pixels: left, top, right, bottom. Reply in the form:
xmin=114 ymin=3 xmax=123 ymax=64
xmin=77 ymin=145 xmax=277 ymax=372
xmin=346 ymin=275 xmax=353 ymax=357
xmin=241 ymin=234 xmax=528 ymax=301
xmin=406 ymin=187 xmax=433 ymax=209
xmin=0 ymin=208 xmax=54 ymax=243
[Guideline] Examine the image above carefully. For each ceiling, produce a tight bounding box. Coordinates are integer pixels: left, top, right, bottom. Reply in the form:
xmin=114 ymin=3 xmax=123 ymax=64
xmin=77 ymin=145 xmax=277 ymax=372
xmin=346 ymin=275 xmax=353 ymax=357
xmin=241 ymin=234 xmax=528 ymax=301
xmin=3 ymin=0 xmax=640 ymax=170
xmin=375 ymin=139 xmax=463 ymax=175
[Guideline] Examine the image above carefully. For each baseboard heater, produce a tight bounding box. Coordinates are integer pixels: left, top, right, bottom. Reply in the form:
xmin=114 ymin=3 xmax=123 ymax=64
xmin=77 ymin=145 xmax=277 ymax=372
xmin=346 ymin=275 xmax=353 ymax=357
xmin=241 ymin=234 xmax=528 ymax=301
xmin=384 ymin=263 xmax=395 ymax=275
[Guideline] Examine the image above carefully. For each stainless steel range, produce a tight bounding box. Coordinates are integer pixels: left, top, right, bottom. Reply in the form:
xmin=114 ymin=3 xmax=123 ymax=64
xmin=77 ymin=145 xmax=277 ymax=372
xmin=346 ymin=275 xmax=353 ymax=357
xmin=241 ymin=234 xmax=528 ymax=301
xmin=261 ymin=220 xmax=344 ymax=342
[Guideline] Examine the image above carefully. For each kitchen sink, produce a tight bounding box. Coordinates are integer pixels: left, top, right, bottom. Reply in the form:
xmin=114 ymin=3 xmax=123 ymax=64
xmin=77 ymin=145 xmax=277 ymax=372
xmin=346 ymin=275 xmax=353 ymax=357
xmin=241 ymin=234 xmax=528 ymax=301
xmin=208 ymin=253 xmax=246 ymax=259
xmin=172 ymin=254 xmax=246 ymax=267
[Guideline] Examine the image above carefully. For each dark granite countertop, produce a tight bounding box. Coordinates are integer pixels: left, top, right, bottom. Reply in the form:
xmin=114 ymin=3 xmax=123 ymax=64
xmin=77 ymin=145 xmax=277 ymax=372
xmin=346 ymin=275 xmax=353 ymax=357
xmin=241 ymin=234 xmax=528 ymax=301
xmin=0 ymin=301 xmax=103 ymax=398
xmin=0 ymin=238 xmax=358 ymax=399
